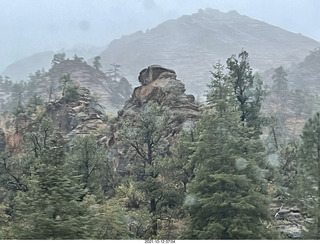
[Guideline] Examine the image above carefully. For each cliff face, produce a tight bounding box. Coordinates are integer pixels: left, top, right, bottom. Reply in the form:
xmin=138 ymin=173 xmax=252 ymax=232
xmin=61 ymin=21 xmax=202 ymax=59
xmin=99 ymin=8 xmax=320 ymax=95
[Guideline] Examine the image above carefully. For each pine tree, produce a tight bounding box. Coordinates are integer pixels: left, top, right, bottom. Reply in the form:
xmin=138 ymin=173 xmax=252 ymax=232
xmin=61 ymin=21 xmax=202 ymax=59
xmin=272 ymin=66 xmax=289 ymax=95
xmin=181 ymin=62 xmax=275 ymax=239
xmin=93 ymin=56 xmax=102 ymax=70
xmin=297 ymin=112 xmax=320 ymax=239
xmin=5 ymin=128 xmax=98 ymax=239
xmin=226 ymin=50 xmax=264 ymax=135
xmin=51 ymin=53 xmax=66 ymax=66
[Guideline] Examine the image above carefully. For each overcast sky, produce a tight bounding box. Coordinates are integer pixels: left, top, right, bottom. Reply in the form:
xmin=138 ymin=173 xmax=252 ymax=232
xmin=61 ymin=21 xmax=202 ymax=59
xmin=1 ymin=0 xmax=319 ymax=72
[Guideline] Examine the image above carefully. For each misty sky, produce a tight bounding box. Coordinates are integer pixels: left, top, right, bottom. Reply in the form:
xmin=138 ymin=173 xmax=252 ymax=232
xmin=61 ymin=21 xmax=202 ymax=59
xmin=1 ymin=0 xmax=319 ymax=72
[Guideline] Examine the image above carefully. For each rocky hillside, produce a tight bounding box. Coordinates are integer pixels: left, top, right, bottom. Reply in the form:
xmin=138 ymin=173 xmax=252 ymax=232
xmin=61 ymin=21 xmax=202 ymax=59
xmin=0 ymin=58 xmax=132 ymax=115
xmin=260 ymin=49 xmax=320 ymax=137
xmin=287 ymin=48 xmax=320 ymax=93
xmin=0 ymin=87 xmax=107 ymax=155
xmin=99 ymin=8 xmax=320 ymax=96
xmin=44 ymin=59 xmax=132 ymax=114
xmin=1 ymin=51 xmax=54 ymax=82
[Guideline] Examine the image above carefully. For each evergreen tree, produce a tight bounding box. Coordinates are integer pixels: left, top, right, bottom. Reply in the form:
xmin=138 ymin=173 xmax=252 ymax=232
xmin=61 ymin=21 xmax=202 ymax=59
xmin=5 ymin=129 xmax=99 ymax=239
xmin=26 ymin=93 xmax=44 ymax=115
xmin=226 ymin=50 xmax=264 ymax=135
xmin=297 ymin=112 xmax=320 ymax=239
xmin=69 ymin=135 xmax=118 ymax=201
xmin=181 ymin=62 xmax=275 ymax=239
xmin=51 ymin=53 xmax=66 ymax=66
xmin=107 ymin=64 xmax=121 ymax=81
xmin=58 ymin=74 xmax=79 ymax=102
xmin=272 ymin=66 xmax=289 ymax=94
xmin=166 ymin=129 xmax=197 ymax=192
xmin=93 ymin=56 xmax=102 ymax=70
xmin=73 ymin=54 xmax=84 ymax=63
xmin=118 ymin=101 xmax=182 ymax=238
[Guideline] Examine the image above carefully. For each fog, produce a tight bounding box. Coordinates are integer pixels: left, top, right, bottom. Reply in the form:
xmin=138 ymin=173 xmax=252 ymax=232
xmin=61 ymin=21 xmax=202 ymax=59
xmin=1 ymin=0 xmax=319 ymax=72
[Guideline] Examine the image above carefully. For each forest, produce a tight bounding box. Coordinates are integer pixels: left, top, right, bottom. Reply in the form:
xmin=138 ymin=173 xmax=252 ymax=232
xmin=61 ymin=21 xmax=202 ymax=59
xmin=1 ymin=50 xmax=320 ymax=240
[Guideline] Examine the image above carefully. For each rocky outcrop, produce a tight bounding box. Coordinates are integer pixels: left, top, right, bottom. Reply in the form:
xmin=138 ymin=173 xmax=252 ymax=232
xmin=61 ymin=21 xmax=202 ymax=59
xmin=1 ymin=59 xmax=132 ymax=116
xmin=119 ymin=65 xmax=200 ymax=121
xmin=43 ymin=59 xmax=132 ymax=114
xmin=46 ymin=87 xmax=106 ymax=141
xmin=0 ymin=87 xmax=107 ymax=154
xmin=109 ymin=66 xmax=201 ymax=173
xmin=270 ymin=202 xmax=304 ymax=239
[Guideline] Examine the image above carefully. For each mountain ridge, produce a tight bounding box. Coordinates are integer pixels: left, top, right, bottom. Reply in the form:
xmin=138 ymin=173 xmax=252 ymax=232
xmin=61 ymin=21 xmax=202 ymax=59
xmin=99 ymin=8 xmax=320 ymax=95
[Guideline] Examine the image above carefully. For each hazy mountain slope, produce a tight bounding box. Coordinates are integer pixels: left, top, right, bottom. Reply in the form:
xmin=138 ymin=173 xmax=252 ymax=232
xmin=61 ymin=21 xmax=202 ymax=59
xmin=99 ymin=8 xmax=320 ymax=96
xmin=287 ymin=48 xmax=320 ymax=93
xmin=2 ymin=51 xmax=54 ymax=81
xmin=2 ymin=45 xmax=106 ymax=82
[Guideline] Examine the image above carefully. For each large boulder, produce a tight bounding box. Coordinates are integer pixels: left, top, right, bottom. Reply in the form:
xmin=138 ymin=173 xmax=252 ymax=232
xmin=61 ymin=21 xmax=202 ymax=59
xmin=121 ymin=65 xmax=199 ymax=120
xmin=138 ymin=65 xmax=177 ymax=86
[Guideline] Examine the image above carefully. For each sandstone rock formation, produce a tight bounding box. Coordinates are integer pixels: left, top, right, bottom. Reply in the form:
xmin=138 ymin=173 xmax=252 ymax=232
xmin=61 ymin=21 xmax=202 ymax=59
xmin=0 ymin=59 xmax=132 ymax=116
xmin=0 ymin=87 xmax=107 ymax=154
xmin=108 ymin=65 xmax=201 ymax=173
xmin=119 ymin=65 xmax=200 ymax=121
xmin=45 ymin=87 xmax=107 ymax=141
xmin=43 ymin=59 xmax=132 ymax=114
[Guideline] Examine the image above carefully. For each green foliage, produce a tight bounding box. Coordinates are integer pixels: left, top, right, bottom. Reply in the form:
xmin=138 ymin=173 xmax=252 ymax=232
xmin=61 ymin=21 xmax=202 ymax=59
xmin=275 ymin=139 xmax=299 ymax=198
xmin=93 ymin=56 xmax=102 ymax=70
xmin=51 ymin=52 xmax=66 ymax=66
xmin=118 ymin=101 xmax=184 ymax=239
xmin=207 ymin=61 xmax=237 ymax=116
xmin=180 ymin=62 xmax=275 ymax=239
xmin=272 ymin=66 xmax=289 ymax=94
xmin=69 ymin=135 xmax=119 ymax=201
xmin=4 ymin=129 xmax=99 ymax=239
xmin=165 ymin=129 xmax=197 ymax=192
xmin=297 ymin=112 xmax=320 ymax=239
xmin=59 ymin=74 xmax=79 ymax=102
xmin=64 ymin=82 xmax=80 ymax=102
xmin=95 ymin=199 xmax=131 ymax=239
xmin=73 ymin=54 xmax=84 ymax=63
xmin=26 ymin=93 xmax=44 ymax=115
xmin=226 ymin=50 xmax=265 ymax=135
xmin=107 ymin=63 xmax=121 ymax=81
